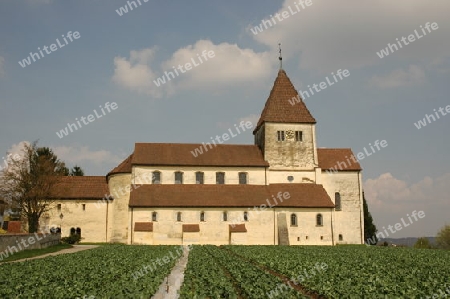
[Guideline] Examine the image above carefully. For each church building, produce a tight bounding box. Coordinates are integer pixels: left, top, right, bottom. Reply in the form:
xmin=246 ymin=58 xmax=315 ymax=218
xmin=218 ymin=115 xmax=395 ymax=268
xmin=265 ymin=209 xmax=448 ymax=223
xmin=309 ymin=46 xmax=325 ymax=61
xmin=42 ymin=68 xmax=364 ymax=245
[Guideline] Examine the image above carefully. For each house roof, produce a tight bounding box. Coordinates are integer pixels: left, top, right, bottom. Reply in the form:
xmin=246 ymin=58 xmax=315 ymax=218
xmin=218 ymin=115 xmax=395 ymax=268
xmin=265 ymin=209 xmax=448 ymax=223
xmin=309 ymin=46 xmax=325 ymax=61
xmin=50 ymin=176 xmax=109 ymax=199
xmin=129 ymin=184 xmax=334 ymax=208
xmin=183 ymin=224 xmax=200 ymax=232
xmin=254 ymin=69 xmax=316 ymax=133
xmin=107 ymin=154 xmax=133 ymax=177
xmin=132 ymin=143 xmax=269 ymax=167
xmin=317 ymin=148 xmax=362 ymax=171
xmin=230 ymin=224 xmax=247 ymax=233
xmin=134 ymin=222 xmax=153 ymax=232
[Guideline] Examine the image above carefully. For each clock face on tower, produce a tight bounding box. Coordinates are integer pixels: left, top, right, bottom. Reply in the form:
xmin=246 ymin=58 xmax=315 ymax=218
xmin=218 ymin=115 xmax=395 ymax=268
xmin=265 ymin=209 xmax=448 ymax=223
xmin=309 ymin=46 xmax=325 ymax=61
xmin=286 ymin=130 xmax=294 ymax=140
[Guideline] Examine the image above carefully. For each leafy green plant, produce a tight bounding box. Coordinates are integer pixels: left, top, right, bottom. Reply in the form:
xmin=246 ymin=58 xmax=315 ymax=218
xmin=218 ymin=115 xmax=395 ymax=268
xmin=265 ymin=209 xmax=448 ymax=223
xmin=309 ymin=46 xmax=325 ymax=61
xmin=0 ymin=245 xmax=181 ymax=298
xmin=61 ymin=234 xmax=81 ymax=244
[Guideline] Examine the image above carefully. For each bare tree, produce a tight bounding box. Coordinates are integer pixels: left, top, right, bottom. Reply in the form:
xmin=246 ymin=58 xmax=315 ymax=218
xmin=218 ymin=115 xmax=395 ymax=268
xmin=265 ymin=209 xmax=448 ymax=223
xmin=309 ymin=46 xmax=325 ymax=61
xmin=0 ymin=142 xmax=68 ymax=233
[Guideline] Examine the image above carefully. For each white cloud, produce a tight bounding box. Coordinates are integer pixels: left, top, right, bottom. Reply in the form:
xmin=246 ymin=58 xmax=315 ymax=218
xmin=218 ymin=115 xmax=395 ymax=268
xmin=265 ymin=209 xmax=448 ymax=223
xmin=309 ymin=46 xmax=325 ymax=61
xmin=52 ymin=146 xmax=122 ymax=166
xmin=369 ymin=65 xmax=425 ymax=88
xmin=112 ymin=48 xmax=162 ymax=97
xmin=112 ymin=40 xmax=272 ymax=98
xmin=0 ymin=56 xmax=5 ymax=78
xmin=249 ymin=0 xmax=450 ymax=73
xmin=363 ymin=172 xmax=450 ymax=237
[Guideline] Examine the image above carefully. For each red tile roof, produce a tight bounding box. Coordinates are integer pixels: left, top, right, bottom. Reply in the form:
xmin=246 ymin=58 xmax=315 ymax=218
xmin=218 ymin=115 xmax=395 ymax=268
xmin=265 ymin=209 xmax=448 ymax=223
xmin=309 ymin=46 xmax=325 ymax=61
xmin=107 ymin=154 xmax=133 ymax=177
xmin=230 ymin=224 xmax=247 ymax=233
xmin=129 ymin=184 xmax=334 ymax=208
xmin=50 ymin=176 xmax=108 ymax=199
xmin=134 ymin=222 xmax=153 ymax=232
xmin=254 ymin=69 xmax=316 ymax=133
xmin=183 ymin=224 xmax=200 ymax=232
xmin=132 ymin=143 xmax=269 ymax=167
xmin=317 ymin=148 xmax=362 ymax=171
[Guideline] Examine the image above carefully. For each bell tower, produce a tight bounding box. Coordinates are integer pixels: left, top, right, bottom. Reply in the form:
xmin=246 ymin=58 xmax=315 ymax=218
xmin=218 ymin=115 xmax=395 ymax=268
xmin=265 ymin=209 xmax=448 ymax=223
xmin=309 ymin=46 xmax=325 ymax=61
xmin=253 ymin=67 xmax=318 ymax=172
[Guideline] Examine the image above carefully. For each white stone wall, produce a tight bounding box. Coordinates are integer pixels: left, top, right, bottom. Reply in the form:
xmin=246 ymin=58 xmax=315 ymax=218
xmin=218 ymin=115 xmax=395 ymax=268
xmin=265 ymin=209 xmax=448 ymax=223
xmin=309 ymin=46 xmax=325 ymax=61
xmin=41 ymin=199 xmax=108 ymax=243
xmin=131 ymin=208 xmax=276 ymax=245
xmin=130 ymin=207 xmax=335 ymax=245
xmin=133 ymin=231 xmax=153 ymax=245
xmin=262 ymin=123 xmax=318 ymax=171
xmin=320 ymin=170 xmax=364 ymax=244
xmin=133 ymin=166 xmax=267 ymax=185
xmin=108 ymin=173 xmax=132 ymax=243
xmin=268 ymin=169 xmax=317 ymax=184
xmin=283 ymin=208 xmax=333 ymax=245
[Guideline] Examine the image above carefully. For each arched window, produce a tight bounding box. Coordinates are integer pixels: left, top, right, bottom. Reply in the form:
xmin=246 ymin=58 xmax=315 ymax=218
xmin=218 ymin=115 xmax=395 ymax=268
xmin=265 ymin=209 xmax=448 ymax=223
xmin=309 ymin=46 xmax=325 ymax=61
xmin=177 ymin=212 xmax=182 ymax=222
xmin=152 ymin=171 xmax=161 ymax=184
xmin=316 ymin=214 xmax=323 ymax=226
xmin=70 ymin=227 xmax=76 ymax=235
xmin=335 ymin=192 xmax=341 ymax=211
xmin=76 ymin=227 xmax=81 ymax=238
xmin=223 ymin=211 xmax=228 ymax=221
xmin=290 ymin=214 xmax=297 ymax=226
xmin=200 ymin=211 xmax=205 ymax=222
xmin=152 ymin=212 xmax=157 ymax=222
xmin=175 ymin=171 xmax=183 ymax=184
xmin=339 ymin=234 xmax=343 ymax=241
xmin=243 ymin=212 xmax=248 ymax=222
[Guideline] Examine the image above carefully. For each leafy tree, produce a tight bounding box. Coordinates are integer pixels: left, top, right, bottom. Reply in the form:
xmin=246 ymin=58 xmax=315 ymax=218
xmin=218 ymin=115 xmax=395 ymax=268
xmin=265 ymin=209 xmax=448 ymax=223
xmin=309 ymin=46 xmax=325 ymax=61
xmin=37 ymin=147 xmax=69 ymax=175
xmin=436 ymin=225 xmax=450 ymax=249
xmin=414 ymin=237 xmax=432 ymax=249
xmin=70 ymin=165 xmax=84 ymax=176
xmin=363 ymin=192 xmax=378 ymax=245
xmin=0 ymin=142 xmax=67 ymax=233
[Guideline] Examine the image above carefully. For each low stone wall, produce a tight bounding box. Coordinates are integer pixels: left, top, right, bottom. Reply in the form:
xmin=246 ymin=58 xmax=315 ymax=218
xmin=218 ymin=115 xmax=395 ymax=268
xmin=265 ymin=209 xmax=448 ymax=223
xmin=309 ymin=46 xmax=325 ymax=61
xmin=0 ymin=233 xmax=61 ymax=254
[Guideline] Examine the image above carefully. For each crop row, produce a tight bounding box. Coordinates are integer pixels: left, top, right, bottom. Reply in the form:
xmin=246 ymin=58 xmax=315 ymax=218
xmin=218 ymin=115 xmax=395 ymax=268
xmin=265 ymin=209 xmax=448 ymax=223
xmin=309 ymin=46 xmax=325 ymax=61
xmin=0 ymin=244 xmax=181 ymax=299
xmin=180 ymin=245 xmax=307 ymax=298
xmin=179 ymin=246 xmax=240 ymax=298
xmin=226 ymin=245 xmax=450 ymax=298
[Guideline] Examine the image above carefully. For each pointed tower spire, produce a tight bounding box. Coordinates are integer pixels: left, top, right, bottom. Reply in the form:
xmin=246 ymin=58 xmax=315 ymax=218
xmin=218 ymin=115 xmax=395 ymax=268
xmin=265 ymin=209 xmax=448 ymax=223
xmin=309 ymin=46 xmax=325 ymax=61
xmin=278 ymin=43 xmax=283 ymax=70
xmin=253 ymin=69 xmax=316 ymax=134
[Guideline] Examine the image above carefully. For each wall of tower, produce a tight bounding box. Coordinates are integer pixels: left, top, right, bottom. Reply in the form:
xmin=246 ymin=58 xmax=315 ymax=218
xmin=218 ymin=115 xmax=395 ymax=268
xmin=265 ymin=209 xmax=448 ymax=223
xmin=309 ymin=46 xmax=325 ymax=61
xmin=107 ymin=173 xmax=132 ymax=243
xmin=263 ymin=123 xmax=318 ymax=171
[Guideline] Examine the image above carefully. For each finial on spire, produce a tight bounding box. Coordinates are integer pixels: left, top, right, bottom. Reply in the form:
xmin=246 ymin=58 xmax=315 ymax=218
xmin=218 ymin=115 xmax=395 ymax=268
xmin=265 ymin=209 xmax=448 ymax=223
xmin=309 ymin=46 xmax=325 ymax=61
xmin=278 ymin=43 xmax=283 ymax=69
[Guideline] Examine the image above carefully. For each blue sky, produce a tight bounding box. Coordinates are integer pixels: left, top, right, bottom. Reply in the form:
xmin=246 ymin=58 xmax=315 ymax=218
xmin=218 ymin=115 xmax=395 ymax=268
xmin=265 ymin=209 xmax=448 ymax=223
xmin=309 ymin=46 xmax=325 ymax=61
xmin=0 ymin=0 xmax=449 ymax=238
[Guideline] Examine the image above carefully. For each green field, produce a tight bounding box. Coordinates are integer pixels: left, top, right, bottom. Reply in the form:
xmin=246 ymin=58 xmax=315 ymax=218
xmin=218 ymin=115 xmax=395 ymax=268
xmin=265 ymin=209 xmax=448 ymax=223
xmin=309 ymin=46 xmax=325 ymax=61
xmin=0 ymin=245 xmax=448 ymax=298
xmin=0 ymin=244 xmax=180 ymax=298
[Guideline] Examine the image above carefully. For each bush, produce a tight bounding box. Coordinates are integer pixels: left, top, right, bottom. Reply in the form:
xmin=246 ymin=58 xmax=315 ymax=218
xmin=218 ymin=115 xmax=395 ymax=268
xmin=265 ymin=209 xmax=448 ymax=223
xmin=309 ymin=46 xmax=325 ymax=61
xmin=61 ymin=234 xmax=81 ymax=244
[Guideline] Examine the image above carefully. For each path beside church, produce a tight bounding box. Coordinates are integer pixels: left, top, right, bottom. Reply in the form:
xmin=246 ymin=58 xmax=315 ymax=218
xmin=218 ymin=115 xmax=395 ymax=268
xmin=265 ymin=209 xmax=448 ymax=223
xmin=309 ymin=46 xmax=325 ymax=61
xmin=3 ymin=245 xmax=98 ymax=264
xmin=152 ymin=245 xmax=190 ymax=299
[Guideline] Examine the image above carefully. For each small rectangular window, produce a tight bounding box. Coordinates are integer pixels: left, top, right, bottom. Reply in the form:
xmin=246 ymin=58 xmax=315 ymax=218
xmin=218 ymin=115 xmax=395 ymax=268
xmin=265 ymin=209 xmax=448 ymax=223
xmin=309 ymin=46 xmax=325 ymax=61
xmin=277 ymin=131 xmax=285 ymax=141
xmin=295 ymin=131 xmax=303 ymax=141
xmin=196 ymin=172 xmax=204 ymax=184
xmin=57 ymin=204 xmax=61 ymax=211
xmin=82 ymin=204 xmax=86 ymax=211
xmin=216 ymin=172 xmax=225 ymax=184
xmin=238 ymin=172 xmax=247 ymax=184
xmin=175 ymin=172 xmax=183 ymax=184
xmin=335 ymin=192 xmax=341 ymax=211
